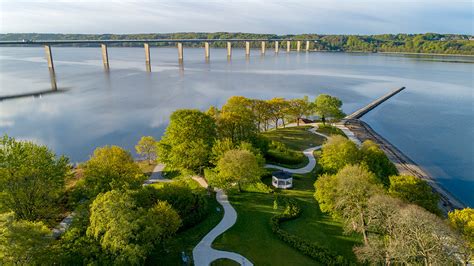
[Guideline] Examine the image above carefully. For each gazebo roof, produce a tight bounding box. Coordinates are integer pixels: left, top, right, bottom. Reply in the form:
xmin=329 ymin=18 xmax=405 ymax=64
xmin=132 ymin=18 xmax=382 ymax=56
xmin=272 ymin=170 xmax=293 ymax=180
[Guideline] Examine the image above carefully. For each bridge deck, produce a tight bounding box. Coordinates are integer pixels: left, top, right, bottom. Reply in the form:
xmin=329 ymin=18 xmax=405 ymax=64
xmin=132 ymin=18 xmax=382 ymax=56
xmin=0 ymin=39 xmax=316 ymax=45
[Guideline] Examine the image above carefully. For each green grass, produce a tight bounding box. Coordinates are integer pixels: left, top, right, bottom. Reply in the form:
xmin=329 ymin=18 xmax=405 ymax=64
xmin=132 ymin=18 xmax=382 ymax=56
xmin=262 ymin=126 xmax=326 ymax=151
xmin=212 ymin=170 xmax=361 ymax=265
xmin=146 ymin=192 xmax=224 ymax=265
xmin=315 ymin=124 xmax=346 ymax=137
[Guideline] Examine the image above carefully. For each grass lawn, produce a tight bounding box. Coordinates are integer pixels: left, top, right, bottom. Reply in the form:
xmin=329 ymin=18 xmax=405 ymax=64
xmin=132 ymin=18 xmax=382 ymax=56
xmin=315 ymin=124 xmax=346 ymax=137
xmin=262 ymin=126 xmax=326 ymax=150
xmin=212 ymin=127 xmax=360 ymax=265
xmin=212 ymin=170 xmax=361 ymax=265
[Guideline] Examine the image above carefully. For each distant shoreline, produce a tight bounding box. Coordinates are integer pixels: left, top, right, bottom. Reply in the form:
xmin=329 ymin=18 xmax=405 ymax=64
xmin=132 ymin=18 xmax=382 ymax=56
xmin=340 ymin=119 xmax=467 ymax=213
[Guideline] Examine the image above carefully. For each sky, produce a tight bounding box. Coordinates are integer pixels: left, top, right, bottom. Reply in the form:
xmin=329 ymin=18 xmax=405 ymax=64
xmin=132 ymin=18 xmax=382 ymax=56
xmin=0 ymin=0 xmax=472 ymax=35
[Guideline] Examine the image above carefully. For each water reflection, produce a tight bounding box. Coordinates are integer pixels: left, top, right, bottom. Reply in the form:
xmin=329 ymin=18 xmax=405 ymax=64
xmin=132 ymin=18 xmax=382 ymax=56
xmin=0 ymin=47 xmax=472 ymax=206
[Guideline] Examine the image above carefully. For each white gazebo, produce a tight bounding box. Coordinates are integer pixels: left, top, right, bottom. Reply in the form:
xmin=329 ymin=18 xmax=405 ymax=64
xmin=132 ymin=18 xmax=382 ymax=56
xmin=272 ymin=171 xmax=293 ymax=189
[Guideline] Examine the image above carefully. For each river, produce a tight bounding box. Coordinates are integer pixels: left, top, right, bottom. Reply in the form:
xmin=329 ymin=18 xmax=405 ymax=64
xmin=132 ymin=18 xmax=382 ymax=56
xmin=0 ymin=47 xmax=472 ymax=206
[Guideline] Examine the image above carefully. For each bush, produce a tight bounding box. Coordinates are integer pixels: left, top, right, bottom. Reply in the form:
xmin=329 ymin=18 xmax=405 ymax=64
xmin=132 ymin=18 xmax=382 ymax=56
xmin=134 ymin=183 xmax=210 ymax=229
xmin=269 ymin=198 xmax=352 ymax=265
xmin=266 ymin=141 xmax=306 ymax=165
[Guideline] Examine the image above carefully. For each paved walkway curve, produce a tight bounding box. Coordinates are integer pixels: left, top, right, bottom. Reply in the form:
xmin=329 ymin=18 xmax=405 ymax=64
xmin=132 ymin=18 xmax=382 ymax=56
xmin=193 ymin=125 xmax=328 ymax=266
xmin=193 ymin=188 xmax=254 ymax=266
xmin=264 ymin=127 xmax=328 ymax=174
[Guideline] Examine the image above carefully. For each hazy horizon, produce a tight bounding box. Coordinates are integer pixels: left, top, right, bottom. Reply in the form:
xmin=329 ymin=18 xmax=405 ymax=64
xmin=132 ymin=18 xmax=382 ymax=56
xmin=1 ymin=0 xmax=472 ymax=35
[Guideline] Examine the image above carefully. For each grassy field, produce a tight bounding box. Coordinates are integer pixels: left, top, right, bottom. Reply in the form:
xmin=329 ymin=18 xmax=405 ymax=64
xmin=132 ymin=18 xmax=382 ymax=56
xmin=315 ymin=124 xmax=346 ymax=137
xmin=262 ymin=126 xmax=326 ymax=150
xmin=136 ymin=160 xmax=156 ymax=176
xmin=212 ymin=126 xmax=360 ymax=265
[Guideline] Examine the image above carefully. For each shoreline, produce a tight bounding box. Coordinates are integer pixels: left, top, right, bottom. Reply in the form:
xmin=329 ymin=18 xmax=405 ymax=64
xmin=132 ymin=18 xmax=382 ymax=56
xmin=339 ymin=119 xmax=466 ymax=214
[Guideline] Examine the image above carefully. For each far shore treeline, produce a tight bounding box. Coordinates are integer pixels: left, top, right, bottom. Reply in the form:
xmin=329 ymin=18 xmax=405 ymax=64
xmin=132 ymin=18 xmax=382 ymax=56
xmin=1 ymin=32 xmax=473 ymax=55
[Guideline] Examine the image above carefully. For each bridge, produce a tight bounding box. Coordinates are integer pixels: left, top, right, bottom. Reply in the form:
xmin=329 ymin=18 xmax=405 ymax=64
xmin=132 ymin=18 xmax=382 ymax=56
xmin=0 ymin=38 xmax=317 ymax=72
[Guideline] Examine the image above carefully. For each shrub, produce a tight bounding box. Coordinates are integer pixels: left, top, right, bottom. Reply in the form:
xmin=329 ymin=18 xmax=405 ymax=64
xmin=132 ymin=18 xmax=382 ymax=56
xmin=269 ymin=198 xmax=352 ymax=265
xmin=266 ymin=141 xmax=306 ymax=165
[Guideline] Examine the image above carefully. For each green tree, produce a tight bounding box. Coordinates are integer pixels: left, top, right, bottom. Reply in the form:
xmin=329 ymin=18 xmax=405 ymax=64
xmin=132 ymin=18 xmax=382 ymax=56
xmin=388 ymin=175 xmax=440 ymax=215
xmin=217 ymin=96 xmax=258 ymax=143
xmin=210 ymin=138 xmax=235 ymax=165
xmin=314 ymin=94 xmax=345 ymax=124
xmin=286 ymin=97 xmax=312 ymax=126
xmin=267 ymin=97 xmax=289 ymax=128
xmin=360 ymin=140 xmax=398 ymax=186
xmin=319 ymin=135 xmax=360 ymax=173
xmin=214 ymin=149 xmax=263 ymax=191
xmin=0 ymin=212 xmax=52 ymax=264
xmin=82 ymin=145 xmax=144 ymax=198
xmin=0 ymin=135 xmax=69 ymax=223
xmin=135 ymin=136 xmax=157 ymax=164
xmin=157 ymin=109 xmax=216 ymax=172
xmin=87 ymin=190 xmax=181 ymax=264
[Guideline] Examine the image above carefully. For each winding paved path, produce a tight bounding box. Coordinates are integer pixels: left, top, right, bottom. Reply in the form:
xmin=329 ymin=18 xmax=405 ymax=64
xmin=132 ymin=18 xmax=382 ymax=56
xmin=193 ymin=126 xmax=328 ymax=265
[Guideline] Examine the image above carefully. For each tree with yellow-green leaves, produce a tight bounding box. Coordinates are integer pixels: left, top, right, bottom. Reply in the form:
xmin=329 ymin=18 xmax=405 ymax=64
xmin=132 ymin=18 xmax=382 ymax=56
xmin=135 ymin=136 xmax=157 ymax=164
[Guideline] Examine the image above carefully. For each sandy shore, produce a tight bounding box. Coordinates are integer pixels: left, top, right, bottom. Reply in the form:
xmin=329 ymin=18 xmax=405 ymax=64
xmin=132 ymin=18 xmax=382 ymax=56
xmin=339 ymin=119 xmax=466 ymax=214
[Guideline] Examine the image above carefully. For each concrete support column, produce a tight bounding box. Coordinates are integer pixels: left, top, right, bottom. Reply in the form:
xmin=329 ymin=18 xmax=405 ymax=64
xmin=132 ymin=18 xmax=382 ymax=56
xmin=297 ymin=41 xmax=301 ymax=52
xmin=44 ymin=45 xmax=55 ymax=71
xmin=261 ymin=41 xmax=266 ymax=54
xmin=245 ymin=41 xmax=250 ymax=56
xmin=275 ymin=41 xmax=279 ymax=53
xmin=227 ymin=42 xmax=232 ymax=58
xmin=101 ymin=44 xmax=109 ymax=70
xmin=177 ymin=42 xmax=183 ymax=63
xmin=204 ymin=42 xmax=210 ymax=59
xmin=144 ymin=43 xmax=151 ymax=72
xmin=287 ymin=41 xmax=291 ymax=52
xmin=306 ymin=41 xmax=310 ymax=51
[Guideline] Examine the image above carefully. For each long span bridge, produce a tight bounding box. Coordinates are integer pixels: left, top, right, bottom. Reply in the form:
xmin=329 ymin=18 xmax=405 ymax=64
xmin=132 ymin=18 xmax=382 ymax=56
xmin=0 ymin=38 xmax=317 ymax=72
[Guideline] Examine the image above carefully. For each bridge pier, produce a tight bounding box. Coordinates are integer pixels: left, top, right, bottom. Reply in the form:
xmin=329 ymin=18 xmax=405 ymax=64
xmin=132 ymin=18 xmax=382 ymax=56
xmin=287 ymin=41 xmax=291 ymax=52
xmin=204 ymin=42 xmax=210 ymax=60
xmin=275 ymin=41 xmax=279 ymax=53
xmin=44 ymin=45 xmax=55 ymax=71
xmin=177 ymin=42 xmax=183 ymax=63
xmin=101 ymin=44 xmax=109 ymax=70
xmin=144 ymin=43 xmax=151 ymax=72
xmin=227 ymin=42 xmax=232 ymax=58
xmin=245 ymin=41 xmax=250 ymax=56
xmin=261 ymin=41 xmax=266 ymax=55
xmin=296 ymin=41 xmax=301 ymax=52
xmin=306 ymin=41 xmax=310 ymax=51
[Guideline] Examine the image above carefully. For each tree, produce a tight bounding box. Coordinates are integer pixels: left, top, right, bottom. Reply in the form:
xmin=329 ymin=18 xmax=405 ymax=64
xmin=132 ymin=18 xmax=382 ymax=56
xmin=286 ymin=97 xmax=312 ymax=126
xmin=355 ymin=195 xmax=464 ymax=265
xmin=314 ymin=94 xmax=345 ymax=124
xmin=267 ymin=97 xmax=289 ymax=128
xmin=251 ymin=99 xmax=272 ymax=131
xmin=214 ymin=149 xmax=263 ymax=191
xmin=360 ymin=140 xmax=398 ymax=186
xmin=319 ymin=135 xmax=360 ymax=173
xmin=210 ymin=138 xmax=235 ymax=165
xmin=87 ymin=190 xmax=181 ymax=264
xmin=82 ymin=145 xmax=144 ymax=198
xmin=448 ymin=208 xmax=474 ymax=262
xmin=0 ymin=135 xmax=69 ymax=223
xmin=217 ymin=96 xmax=258 ymax=143
xmin=389 ymin=205 xmax=459 ymax=265
xmin=332 ymin=165 xmax=382 ymax=245
xmin=135 ymin=136 xmax=157 ymax=164
xmin=388 ymin=175 xmax=440 ymax=215
xmin=157 ymin=109 xmax=216 ymax=172
xmin=313 ymin=173 xmax=338 ymax=214
xmin=0 ymin=212 xmax=52 ymax=264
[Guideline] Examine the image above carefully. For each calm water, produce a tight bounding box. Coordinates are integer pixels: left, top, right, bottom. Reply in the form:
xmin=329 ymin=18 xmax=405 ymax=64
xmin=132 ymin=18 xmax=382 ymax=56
xmin=0 ymin=47 xmax=472 ymax=206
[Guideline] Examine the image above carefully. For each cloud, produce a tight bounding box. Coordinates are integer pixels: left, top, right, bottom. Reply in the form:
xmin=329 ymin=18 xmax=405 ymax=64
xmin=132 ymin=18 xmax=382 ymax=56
xmin=0 ymin=0 xmax=472 ymax=34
